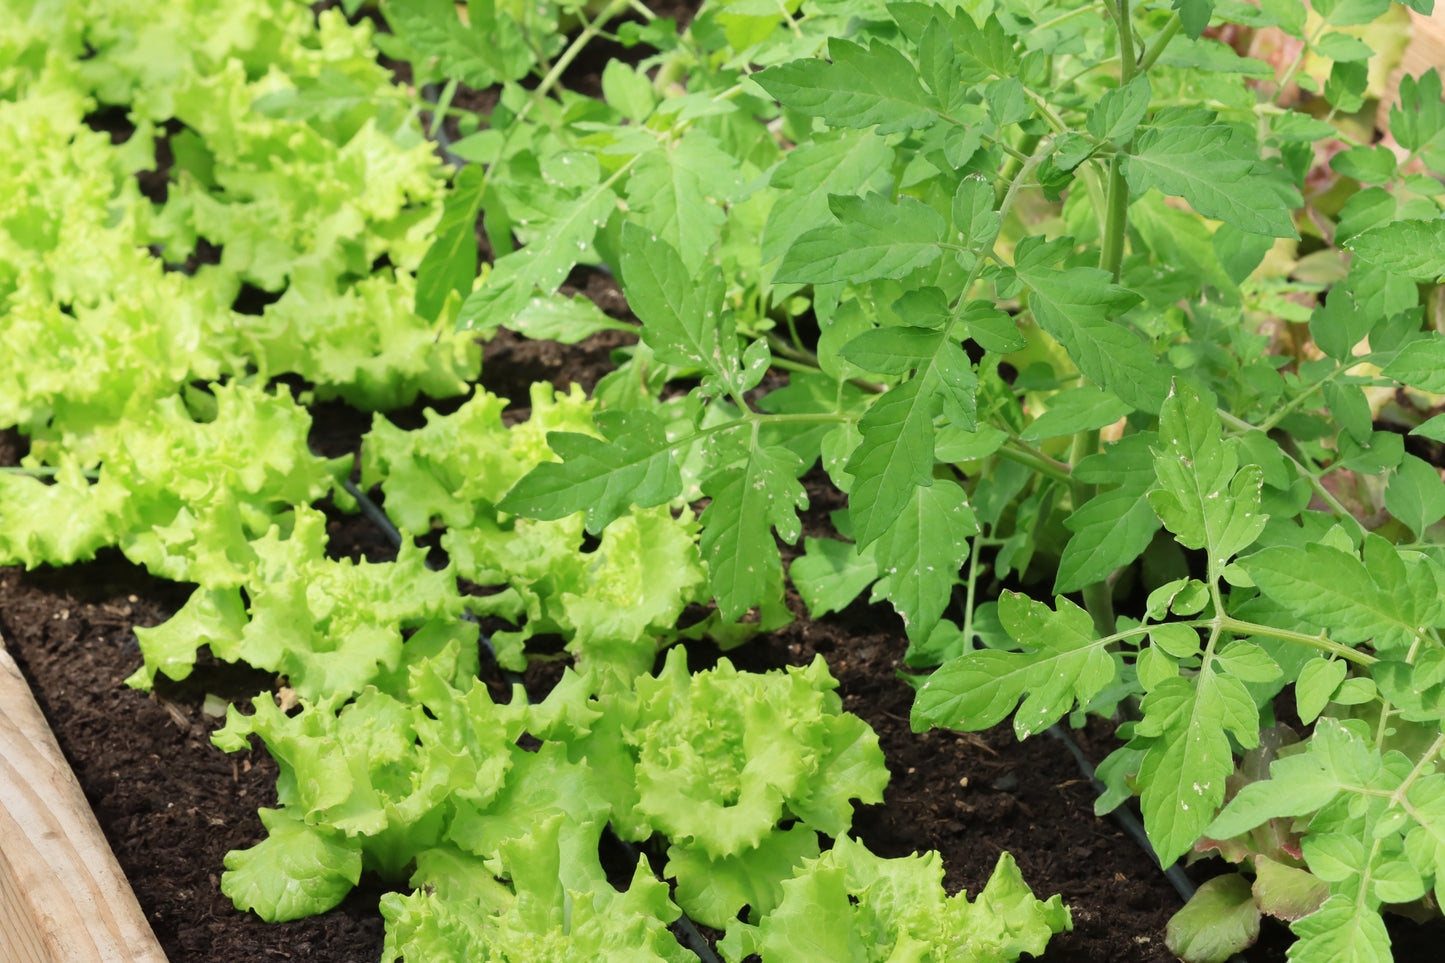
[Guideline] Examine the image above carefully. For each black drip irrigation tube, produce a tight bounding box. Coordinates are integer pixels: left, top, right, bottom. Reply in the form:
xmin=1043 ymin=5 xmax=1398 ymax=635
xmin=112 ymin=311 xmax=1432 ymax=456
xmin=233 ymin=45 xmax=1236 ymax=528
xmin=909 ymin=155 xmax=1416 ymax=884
xmin=342 ymin=478 xmax=722 ymax=963
xmin=418 ymin=84 xmax=472 ymax=173
xmin=1045 ymin=724 xmax=1196 ymax=904
xmin=1047 ymin=727 xmax=1252 ymax=963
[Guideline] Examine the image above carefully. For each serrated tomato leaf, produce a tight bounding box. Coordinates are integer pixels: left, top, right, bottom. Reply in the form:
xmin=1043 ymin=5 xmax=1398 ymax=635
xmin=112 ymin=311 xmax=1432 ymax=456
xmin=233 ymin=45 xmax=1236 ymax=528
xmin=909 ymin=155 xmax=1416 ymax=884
xmin=620 ymin=223 xmax=744 ymax=396
xmin=870 ymin=479 xmax=976 ymax=640
xmin=1055 ymin=488 xmax=1161 ymax=594
xmin=1086 ymin=74 xmax=1152 ymax=144
xmin=777 ymin=192 xmax=947 ymax=285
xmin=912 ymin=592 xmax=1115 ymax=739
xmin=1149 ymin=381 xmax=1267 ymax=567
xmin=700 ymin=444 xmax=808 ymax=621
xmin=1344 ymin=219 xmax=1445 ymax=282
xmin=1135 ymin=673 xmax=1255 ymax=865
xmin=845 ymin=377 xmax=937 ymax=548
xmin=754 ymin=37 xmax=940 ymax=135
xmin=498 ymin=410 xmax=682 ymax=533
xmin=1013 ymin=257 xmax=1166 ymax=413
xmin=1125 ymin=125 xmax=1298 ymax=238
xmin=415 ymin=165 xmax=485 ymax=321
xmin=791 ymin=537 xmax=878 ymax=618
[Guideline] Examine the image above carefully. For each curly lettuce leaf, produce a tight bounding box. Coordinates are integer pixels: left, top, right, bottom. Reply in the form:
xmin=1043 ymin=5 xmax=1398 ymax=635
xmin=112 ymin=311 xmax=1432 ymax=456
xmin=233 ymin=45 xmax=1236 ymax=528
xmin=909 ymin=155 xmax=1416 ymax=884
xmin=628 ymin=648 xmax=888 ymax=860
xmin=133 ymin=506 xmax=467 ymax=698
xmin=381 ymin=814 xmax=691 ymax=963
xmin=719 ymin=837 xmax=1071 ymax=963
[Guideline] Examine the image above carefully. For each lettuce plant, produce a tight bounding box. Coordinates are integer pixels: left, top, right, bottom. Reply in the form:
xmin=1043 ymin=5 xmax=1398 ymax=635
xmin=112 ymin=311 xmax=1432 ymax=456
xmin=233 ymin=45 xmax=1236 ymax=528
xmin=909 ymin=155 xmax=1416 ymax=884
xmin=719 ymin=838 xmax=1070 ymax=963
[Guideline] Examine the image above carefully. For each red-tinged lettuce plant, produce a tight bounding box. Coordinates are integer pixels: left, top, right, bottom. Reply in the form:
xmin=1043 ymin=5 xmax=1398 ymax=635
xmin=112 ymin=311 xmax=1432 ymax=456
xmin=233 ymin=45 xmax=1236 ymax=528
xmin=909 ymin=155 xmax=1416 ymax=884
xmin=422 ymin=0 xmax=1445 ymax=959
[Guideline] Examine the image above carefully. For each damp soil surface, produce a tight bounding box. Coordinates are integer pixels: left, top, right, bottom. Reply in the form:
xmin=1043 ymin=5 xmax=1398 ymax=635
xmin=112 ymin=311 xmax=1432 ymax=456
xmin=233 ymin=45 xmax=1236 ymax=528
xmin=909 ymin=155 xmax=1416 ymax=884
xmin=12 ymin=326 xmax=1434 ymax=963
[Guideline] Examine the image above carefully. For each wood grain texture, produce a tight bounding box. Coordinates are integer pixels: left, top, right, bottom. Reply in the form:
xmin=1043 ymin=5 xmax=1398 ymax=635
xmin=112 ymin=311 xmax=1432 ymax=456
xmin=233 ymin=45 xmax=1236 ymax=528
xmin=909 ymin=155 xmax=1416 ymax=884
xmin=1378 ymin=8 xmax=1445 ymax=131
xmin=0 ymin=635 xmax=168 ymax=963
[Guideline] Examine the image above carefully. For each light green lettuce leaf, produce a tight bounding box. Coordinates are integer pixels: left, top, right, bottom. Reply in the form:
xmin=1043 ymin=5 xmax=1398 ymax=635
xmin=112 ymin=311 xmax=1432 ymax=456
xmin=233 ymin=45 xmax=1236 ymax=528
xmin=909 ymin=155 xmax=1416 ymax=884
xmin=720 ymin=836 xmax=1070 ymax=963
xmin=665 ymin=824 xmax=821 ymax=929
xmin=628 ymin=649 xmax=887 ymax=860
xmin=221 ymin=807 xmax=363 ymax=923
xmin=382 ymin=814 xmax=691 ymax=963
xmin=133 ymin=505 xmax=467 ymax=698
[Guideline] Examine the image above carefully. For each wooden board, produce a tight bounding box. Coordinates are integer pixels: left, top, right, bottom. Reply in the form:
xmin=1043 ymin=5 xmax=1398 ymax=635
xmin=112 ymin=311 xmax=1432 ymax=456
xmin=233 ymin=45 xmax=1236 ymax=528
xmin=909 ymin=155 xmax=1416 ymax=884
xmin=1378 ymin=8 xmax=1445 ymax=131
xmin=0 ymin=635 xmax=168 ymax=963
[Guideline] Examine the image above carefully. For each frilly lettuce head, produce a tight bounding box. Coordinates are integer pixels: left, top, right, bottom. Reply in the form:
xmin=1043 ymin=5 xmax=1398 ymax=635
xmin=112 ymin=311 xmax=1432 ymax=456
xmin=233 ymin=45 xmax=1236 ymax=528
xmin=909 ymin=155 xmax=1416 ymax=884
xmin=720 ymin=835 xmax=1072 ymax=963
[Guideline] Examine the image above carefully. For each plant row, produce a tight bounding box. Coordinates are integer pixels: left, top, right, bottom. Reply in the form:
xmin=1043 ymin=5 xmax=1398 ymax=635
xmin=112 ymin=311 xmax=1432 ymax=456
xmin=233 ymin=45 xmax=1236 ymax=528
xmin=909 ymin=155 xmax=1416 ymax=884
xmin=0 ymin=0 xmax=1071 ymax=960
xmin=386 ymin=0 xmax=1445 ymax=960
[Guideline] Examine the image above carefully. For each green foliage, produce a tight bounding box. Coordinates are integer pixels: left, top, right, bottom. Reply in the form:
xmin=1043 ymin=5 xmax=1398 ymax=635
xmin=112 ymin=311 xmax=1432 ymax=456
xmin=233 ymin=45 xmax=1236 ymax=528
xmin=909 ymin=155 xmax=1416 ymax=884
xmin=718 ymin=839 xmax=1070 ymax=962
xmin=362 ymin=384 xmax=708 ymax=679
xmin=0 ymin=385 xmax=345 ymax=576
xmin=130 ymin=506 xmax=470 ymax=699
xmin=434 ymin=0 xmax=1445 ymax=959
xmin=11 ymin=0 xmax=1445 ymax=959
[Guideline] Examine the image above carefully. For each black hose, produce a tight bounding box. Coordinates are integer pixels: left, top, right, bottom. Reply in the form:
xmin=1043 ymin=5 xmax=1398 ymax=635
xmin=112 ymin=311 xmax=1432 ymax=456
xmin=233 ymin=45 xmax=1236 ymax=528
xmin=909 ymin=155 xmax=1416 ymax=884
xmin=419 ymin=83 xmax=471 ymax=171
xmin=1046 ymin=724 xmax=1197 ymax=904
xmin=341 ymin=477 xmax=522 ymax=686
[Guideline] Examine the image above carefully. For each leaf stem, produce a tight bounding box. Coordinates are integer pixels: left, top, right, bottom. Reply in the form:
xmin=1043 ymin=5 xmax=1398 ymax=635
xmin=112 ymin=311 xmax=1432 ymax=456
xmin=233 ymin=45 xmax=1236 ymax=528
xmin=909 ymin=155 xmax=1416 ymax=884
xmin=986 ymin=131 xmax=1039 ymax=195
xmin=1021 ymin=88 xmax=1070 ymax=134
xmin=763 ymin=334 xmax=887 ymax=393
xmin=1099 ymin=154 xmax=1130 ymax=281
xmin=1097 ymin=0 xmax=1136 ymax=282
xmin=962 ymin=523 xmax=988 ymax=648
xmin=1392 ymin=732 xmax=1445 ymax=808
xmin=1115 ymin=0 xmax=1137 ymax=82
xmin=1057 ymin=56 xmax=1121 ymax=90
xmin=996 ymin=442 xmax=1073 ymax=484
xmin=531 ymin=0 xmax=635 ymax=108
xmin=1274 ymin=20 xmax=1330 ymax=103
xmin=1089 ymin=614 xmax=1376 ymax=667
xmin=625 ymin=0 xmax=656 ymax=20
xmin=1254 ymin=362 xmax=1352 ymax=434
xmin=1220 ymin=406 xmax=1368 ymax=532
xmin=1137 ymin=14 xmax=1181 ymax=73
xmin=753 ymin=411 xmax=856 ymax=427
xmin=976 ymin=129 xmax=1031 ymax=164
xmin=1218 ymin=616 xmax=1377 ymax=666
xmin=774 ymin=0 xmax=805 ymax=38
xmin=1034 ymin=4 xmax=1099 ymax=33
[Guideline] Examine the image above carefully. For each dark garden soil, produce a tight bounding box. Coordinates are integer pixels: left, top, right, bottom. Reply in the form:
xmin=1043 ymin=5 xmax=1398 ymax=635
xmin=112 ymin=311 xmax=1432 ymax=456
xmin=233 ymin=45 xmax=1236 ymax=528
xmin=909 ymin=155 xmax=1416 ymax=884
xmin=11 ymin=6 xmax=1445 ymax=963
xmin=1 ymin=372 xmax=1193 ymax=963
